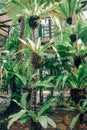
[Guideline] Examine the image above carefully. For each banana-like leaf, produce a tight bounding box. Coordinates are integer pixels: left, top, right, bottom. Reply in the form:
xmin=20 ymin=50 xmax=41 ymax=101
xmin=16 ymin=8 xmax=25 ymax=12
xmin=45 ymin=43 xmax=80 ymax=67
xmin=8 ymin=110 xmax=27 ymax=129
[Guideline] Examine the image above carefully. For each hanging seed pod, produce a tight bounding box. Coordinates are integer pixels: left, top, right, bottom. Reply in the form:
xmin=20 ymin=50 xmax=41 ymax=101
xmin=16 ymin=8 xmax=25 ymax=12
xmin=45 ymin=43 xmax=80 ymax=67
xmin=66 ymin=17 xmax=72 ymax=25
xmin=70 ymin=34 xmax=77 ymax=42
xmin=28 ymin=16 xmax=40 ymax=30
xmin=74 ymin=56 xmax=81 ymax=69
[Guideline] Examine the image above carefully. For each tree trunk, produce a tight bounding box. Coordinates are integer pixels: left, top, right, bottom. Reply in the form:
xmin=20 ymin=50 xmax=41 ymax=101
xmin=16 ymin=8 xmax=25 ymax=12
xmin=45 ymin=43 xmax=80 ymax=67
xmin=17 ymin=17 xmax=25 ymax=59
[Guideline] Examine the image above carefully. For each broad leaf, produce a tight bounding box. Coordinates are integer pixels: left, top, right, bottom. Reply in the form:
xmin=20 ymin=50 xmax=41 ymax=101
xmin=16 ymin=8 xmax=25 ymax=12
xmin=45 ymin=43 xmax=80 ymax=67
xmin=15 ymin=73 xmax=26 ymax=86
xmin=54 ymin=75 xmax=63 ymax=91
xmin=8 ymin=110 xmax=27 ymax=129
xmin=20 ymin=92 xmax=28 ymax=109
xmin=47 ymin=117 xmax=56 ymax=128
xmin=38 ymin=98 xmax=56 ymax=116
xmin=38 ymin=116 xmax=48 ymax=129
xmin=70 ymin=113 xmax=80 ymax=129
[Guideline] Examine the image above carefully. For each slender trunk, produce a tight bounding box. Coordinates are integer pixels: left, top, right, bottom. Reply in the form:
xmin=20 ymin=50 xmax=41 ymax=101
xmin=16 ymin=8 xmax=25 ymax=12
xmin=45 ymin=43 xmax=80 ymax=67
xmin=17 ymin=18 xmax=25 ymax=59
xmin=39 ymin=68 xmax=43 ymax=104
xmin=31 ymin=29 xmax=37 ymax=112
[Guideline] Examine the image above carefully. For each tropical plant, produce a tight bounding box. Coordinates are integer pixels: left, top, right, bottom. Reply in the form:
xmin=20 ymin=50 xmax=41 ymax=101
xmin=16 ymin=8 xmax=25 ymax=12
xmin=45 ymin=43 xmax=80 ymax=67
xmin=67 ymin=64 xmax=87 ymax=90
xmin=77 ymin=19 xmax=87 ymax=45
xmin=70 ymin=98 xmax=87 ymax=129
xmin=5 ymin=26 xmax=19 ymax=50
xmin=8 ymin=92 xmax=56 ymax=130
xmin=51 ymin=0 xmax=87 ymax=24
xmin=0 ymin=50 xmax=27 ymax=100
xmin=5 ymin=0 xmax=58 ymax=29
xmin=0 ymin=0 xmax=6 ymax=10
xmin=20 ymin=37 xmax=53 ymax=69
xmin=52 ymin=41 xmax=76 ymax=73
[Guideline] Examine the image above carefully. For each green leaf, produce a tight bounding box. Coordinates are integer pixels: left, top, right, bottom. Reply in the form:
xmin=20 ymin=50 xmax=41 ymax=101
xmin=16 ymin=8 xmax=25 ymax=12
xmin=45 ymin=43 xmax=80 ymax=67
xmin=54 ymin=75 xmax=63 ymax=91
xmin=67 ymin=75 xmax=77 ymax=89
xmin=20 ymin=92 xmax=28 ymax=109
xmin=70 ymin=113 xmax=80 ymax=129
xmin=34 ymin=76 xmax=55 ymax=89
xmin=62 ymin=75 xmax=68 ymax=88
xmin=69 ymin=0 xmax=76 ymax=16
xmin=38 ymin=116 xmax=48 ymax=129
xmin=8 ymin=110 xmax=27 ymax=129
xmin=27 ymin=110 xmax=36 ymax=119
xmin=20 ymin=113 xmax=30 ymax=123
xmin=47 ymin=117 xmax=56 ymax=128
xmin=38 ymin=98 xmax=56 ymax=116
xmin=59 ymin=0 xmax=69 ymax=17
xmin=15 ymin=73 xmax=26 ymax=85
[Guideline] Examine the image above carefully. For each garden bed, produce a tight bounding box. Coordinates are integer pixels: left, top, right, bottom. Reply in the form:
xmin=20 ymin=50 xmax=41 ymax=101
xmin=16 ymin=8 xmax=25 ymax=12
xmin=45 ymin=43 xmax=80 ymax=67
xmin=0 ymin=109 xmax=87 ymax=130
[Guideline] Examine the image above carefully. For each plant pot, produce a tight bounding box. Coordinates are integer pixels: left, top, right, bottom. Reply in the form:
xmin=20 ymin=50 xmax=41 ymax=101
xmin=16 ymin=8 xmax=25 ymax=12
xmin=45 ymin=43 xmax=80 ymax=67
xmin=28 ymin=16 xmax=40 ymax=30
